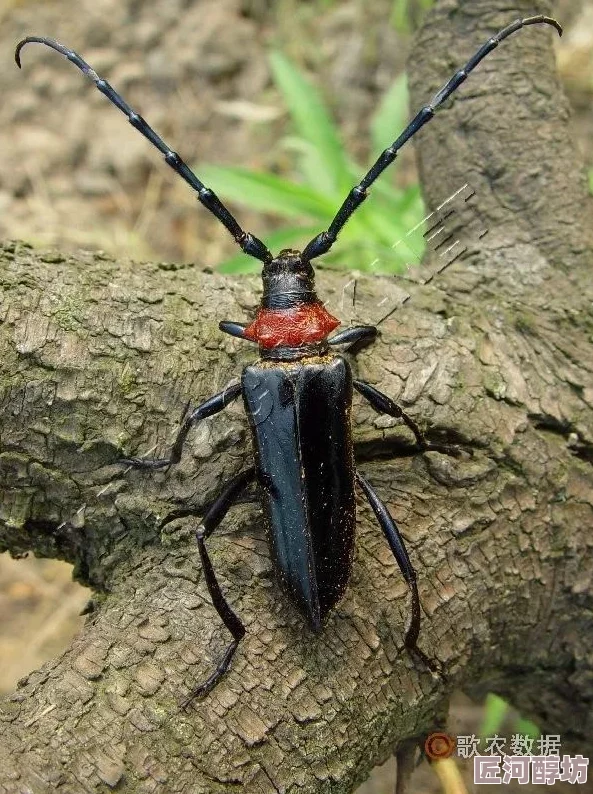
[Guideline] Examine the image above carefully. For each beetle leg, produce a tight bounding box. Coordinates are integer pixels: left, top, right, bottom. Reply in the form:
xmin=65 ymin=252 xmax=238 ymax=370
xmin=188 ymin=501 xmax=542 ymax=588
xmin=328 ymin=325 xmax=377 ymax=354
xmin=353 ymin=379 xmax=460 ymax=456
xmin=174 ymin=468 xmax=255 ymax=708
xmin=159 ymin=468 xmax=256 ymax=530
xmin=354 ymin=379 xmax=426 ymax=445
xmin=356 ymin=471 xmax=441 ymax=676
xmin=219 ymin=321 xmax=249 ymax=340
xmin=120 ymin=382 xmax=242 ymax=470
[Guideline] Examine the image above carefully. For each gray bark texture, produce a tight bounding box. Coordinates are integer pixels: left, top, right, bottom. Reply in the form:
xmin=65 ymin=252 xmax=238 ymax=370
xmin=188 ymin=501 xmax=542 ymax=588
xmin=1 ymin=0 xmax=592 ymax=791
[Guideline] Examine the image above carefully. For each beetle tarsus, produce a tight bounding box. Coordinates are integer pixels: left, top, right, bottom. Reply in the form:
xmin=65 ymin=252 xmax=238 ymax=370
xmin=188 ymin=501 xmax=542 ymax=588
xmin=353 ymin=379 xmax=426 ymax=447
xmin=419 ymin=440 xmax=462 ymax=458
xmin=357 ymin=471 xmax=441 ymax=676
xmin=404 ymin=595 xmax=446 ymax=680
xmin=178 ymin=471 xmax=253 ymax=704
xmin=119 ymin=456 xmax=172 ymax=470
xmin=353 ymin=379 xmax=463 ymax=458
xmin=180 ymin=639 xmax=240 ymax=709
xmin=406 ymin=643 xmax=443 ymax=678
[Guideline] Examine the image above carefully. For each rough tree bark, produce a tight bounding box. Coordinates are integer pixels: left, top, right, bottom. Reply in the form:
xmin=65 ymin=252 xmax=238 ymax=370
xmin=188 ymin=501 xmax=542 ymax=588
xmin=1 ymin=0 xmax=592 ymax=791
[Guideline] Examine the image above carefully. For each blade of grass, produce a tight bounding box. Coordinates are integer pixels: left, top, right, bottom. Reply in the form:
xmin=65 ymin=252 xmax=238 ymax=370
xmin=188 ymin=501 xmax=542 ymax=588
xmin=514 ymin=717 xmax=540 ymax=739
xmin=370 ymin=73 xmax=410 ymax=154
xmin=479 ymin=693 xmax=509 ymax=738
xmin=354 ymin=193 xmax=423 ymax=247
xmin=199 ymin=165 xmax=335 ymax=220
xmin=269 ymin=51 xmax=351 ymax=195
xmin=396 ymin=183 xmax=424 ymax=215
xmin=281 ymin=136 xmax=345 ymax=200
xmin=390 ymin=0 xmax=411 ymax=34
xmin=217 ymin=225 xmax=321 ymax=274
xmin=330 ymin=236 xmax=419 ymax=273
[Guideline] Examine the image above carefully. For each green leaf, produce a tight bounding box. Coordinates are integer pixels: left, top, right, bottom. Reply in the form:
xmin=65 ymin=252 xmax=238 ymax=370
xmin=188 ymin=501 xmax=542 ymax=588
xmin=370 ymin=73 xmax=410 ymax=155
xmin=358 ymin=194 xmax=418 ymax=244
xmin=479 ymin=693 xmax=509 ymax=738
xmin=216 ymin=253 xmax=261 ymax=275
xmin=515 ymin=717 xmax=540 ymax=740
xmin=396 ymin=183 xmax=424 ymax=216
xmin=390 ymin=0 xmax=411 ymax=34
xmin=269 ymin=51 xmax=350 ymax=194
xmin=336 ymin=182 xmax=426 ymax=267
xmin=390 ymin=0 xmax=434 ymax=33
xmin=199 ymin=165 xmax=334 ymax=221
xmin=330 ymin=234 xmax=419 ymax=274
xmin=196 ymin=47 xmax=429 ymax=279
xmin=217 ymin=225 xmax=321 ymax=274
xmin=281 ymin=135 xmax=344 ymax=198
xmin=366 ymin=177 xmax=405 ymax=205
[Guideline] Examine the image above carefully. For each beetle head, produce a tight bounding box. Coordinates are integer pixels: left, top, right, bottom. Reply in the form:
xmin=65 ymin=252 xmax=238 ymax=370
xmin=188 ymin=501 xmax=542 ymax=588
xmin=261 ymin=248 xmax=317 ymax=309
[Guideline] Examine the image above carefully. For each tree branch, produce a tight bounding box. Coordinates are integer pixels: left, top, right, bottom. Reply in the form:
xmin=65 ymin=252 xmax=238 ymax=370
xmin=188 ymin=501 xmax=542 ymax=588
xmin=1 ymin=1 xmax=593 ymax=791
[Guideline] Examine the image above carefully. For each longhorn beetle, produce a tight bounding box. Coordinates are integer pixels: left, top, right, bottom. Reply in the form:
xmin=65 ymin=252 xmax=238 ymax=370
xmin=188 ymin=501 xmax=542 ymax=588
xmin=16 ymin=15 xmax=562 ymax=706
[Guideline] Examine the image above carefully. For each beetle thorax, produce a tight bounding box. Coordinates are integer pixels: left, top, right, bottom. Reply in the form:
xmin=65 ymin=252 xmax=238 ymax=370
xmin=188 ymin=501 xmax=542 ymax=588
xmin=242 ymin=248 xmax=340 ymax=352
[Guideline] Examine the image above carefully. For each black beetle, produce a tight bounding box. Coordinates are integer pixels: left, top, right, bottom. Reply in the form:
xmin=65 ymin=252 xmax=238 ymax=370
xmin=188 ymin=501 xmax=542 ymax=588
xmin=16 ymin=14 xmax=561 ymax=705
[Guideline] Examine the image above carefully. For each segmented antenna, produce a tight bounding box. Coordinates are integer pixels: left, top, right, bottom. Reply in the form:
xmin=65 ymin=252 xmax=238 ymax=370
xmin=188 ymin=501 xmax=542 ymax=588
xmin=15 ymin=36 xmax=273 ymax=265
xmin=302 ymin=15 xmax=562 ymax=263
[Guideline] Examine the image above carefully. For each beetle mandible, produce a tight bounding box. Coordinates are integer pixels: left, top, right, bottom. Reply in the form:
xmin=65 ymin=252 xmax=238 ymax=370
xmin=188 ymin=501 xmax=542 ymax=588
xmin=16 ymin=15 xmax=562 ymax=706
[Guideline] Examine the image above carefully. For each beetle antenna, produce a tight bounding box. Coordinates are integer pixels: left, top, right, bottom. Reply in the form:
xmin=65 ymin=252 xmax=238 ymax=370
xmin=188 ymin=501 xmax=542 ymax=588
xmin=301 ymin=15 xmax=562 ymax=263
xmin=15 ymin=36 xmax=273 ymax=265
